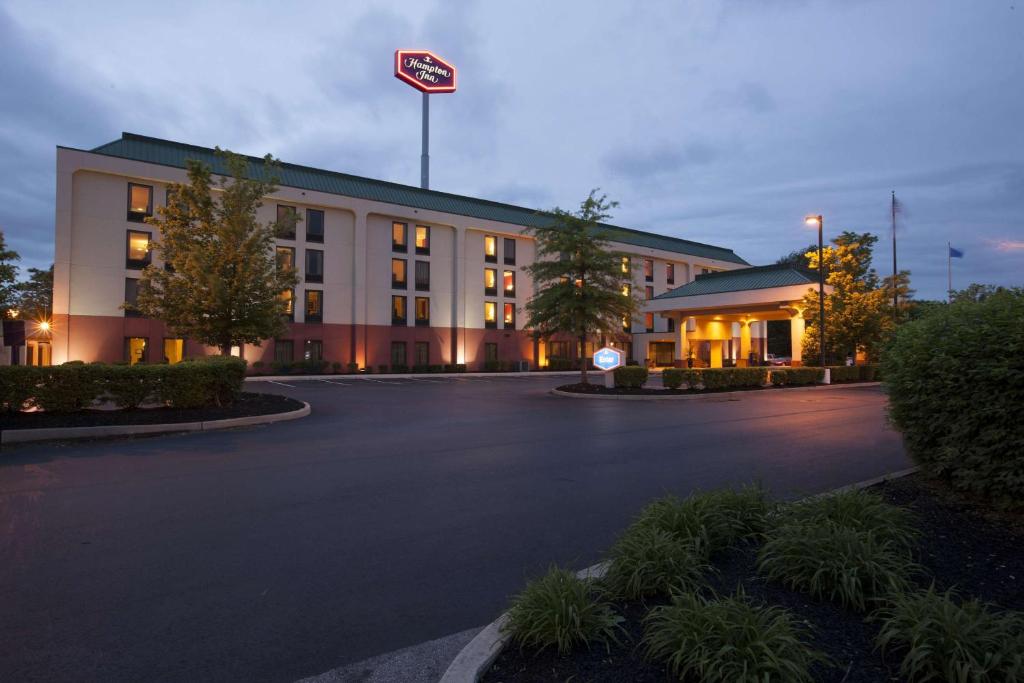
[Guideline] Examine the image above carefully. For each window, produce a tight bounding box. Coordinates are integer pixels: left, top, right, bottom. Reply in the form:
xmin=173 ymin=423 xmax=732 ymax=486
xmin=645 ymin=312 xmax=654 ymax=332
xmin=392 ymin=295 xmax=407 ymax=325
xmin=390 ymin=341 xmax=407 ymax=367
xmin=484 ymin=235 xmax=497 ymax=263
xmin=27 ymin=340 xmax=52 ymax=367
xmin=304 ymin=339 xmax=323 ymax=362
xmin=503 ymin=270 xmax=515 ymax=297
xmin=305 ymin=289 xmax=323 ymax=323
xmin=548 ymin=341 xmax=568 ymax=359
xmin=621 ymin=256 xmax=630 ymax=274
xmin=415 ymin=341 xmax=429 ymax=366
xmin=667 ymin=317 xmax=675 ymax=332
xmin=503 ymin=302 xmax=515 ymax=329
xmin=392 ymin=221 xmax=408 ymax=252
xmin=274 ymin=339 xmax=294 ymax=363
xmin=484 ymin=342 xmax=498 ymax=363
xmin=415 ymin=225 xmax=430 ymax=254
xmin=305 ymin=249 xmax=324 ymax=283
xmin=124 ymin=278 xmax=143 ymax=317
xmin=127 ymin=183 xmax=153 ymax=221
xmin=163 ymin=338 xmax=184 ymax=364
xmin=279 ymin=289 xmax=294 ymax=320
xmin=623 ymin=316 xmax=631 ymax=332
xmin=276 ymin=246 xmax=295 ymax=272
xmin=415 ymin=260 xmax=430 ymax=291
xmin=666 ymin=263 xmax=675 ymax=285
xmin=124 ymin=337 xmax=148 ymax=365
xmin=622 ymin=283 xmax=631 ymax=297
xmin=126 ymin=230 xmax=151 ymax=269
xmin=644 ymin=258 xmax=654 ymax=282
xmin=484 ymin=268 xmax=497 ymax=296
xmin=276 ymin=205 xmax=297 ymax=239
xmin=645 ymin=285 xmax=654 ymax=300
xmin=504 ymin=238 xmax=516 ymax=265
xmin=415 ymin=296 xmax=430 ymax=326
xmin=577 ymin=341 xmax=594 ymax=359
xmin=306 ymin=208 xmax=324 ymax=242
xmin=701 ymin=267 xmax=714 ymax=275
xmin=392 ymin=258 xmax=407 ymax=289
xmin=484 ymin=301 xmax=497 ymax=328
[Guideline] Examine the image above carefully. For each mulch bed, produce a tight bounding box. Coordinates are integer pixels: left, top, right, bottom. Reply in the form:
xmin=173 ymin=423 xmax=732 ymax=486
xmin=482 ymin=474 xmax=1024 ymax=683
xmin=0 ymin=392 xmax=304 ymax=431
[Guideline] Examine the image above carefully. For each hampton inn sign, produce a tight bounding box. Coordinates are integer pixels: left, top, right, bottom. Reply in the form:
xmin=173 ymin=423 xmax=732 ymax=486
xmin=394 ymin=49 xmax=457 ymax=93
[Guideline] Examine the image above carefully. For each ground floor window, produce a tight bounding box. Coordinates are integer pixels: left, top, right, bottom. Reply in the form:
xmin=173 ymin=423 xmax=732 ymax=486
xmin=163 ymin=338 xmax=184 ymax=364
xmin=391 ymin=341 xmax=407 ymax=367
xmin=275 ymin=340 xmax=294 ymax=363
xmin=484 ymin=342 xmax=498 ymax=362
xmin=415 ymin=341 xmax=429 ymax=366
xmin=27 ymin=340 xmax=51 ymax=366
xmin=548 ymin=341 xmax=568 ymax=359
xmin=304 ymin=339 xmax=323 ymax=362
xmin=649 ymin=342 xmax=675 ymax=366
xmin=124 ymin=337 xmax=148 ymax=365
xmin=576 ymin=341 xmax=594 ymax=360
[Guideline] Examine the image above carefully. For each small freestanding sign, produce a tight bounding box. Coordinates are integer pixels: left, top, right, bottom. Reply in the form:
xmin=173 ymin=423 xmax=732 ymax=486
xmin=593 ymin=346 xmax=624 ymax=388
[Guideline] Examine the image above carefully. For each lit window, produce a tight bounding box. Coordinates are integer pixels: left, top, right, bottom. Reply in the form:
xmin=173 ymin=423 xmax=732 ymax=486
xmin=484 ymin=235 xmax=497 ymax=262
xmin=415 ymin=225 xmax=430 ymax=254
xmin=503 ymin=270 xmax=515 ymax=296
xmin=163 ymin=338 xmax=184 ymax=364
xmin=392 ymin=222 xmax=408 ymax=252
xmin=644 ymin=259 xmax=654 ymax=282
xmin=415 ymin=261 xmax=430 ymax=291
xmin=645 ymin=312 xmax=654 ymax=332
xmin=126 ymin=230 xmax=151 ymax=268
xmin=622 ymin=283 xmax=631 ymax=297
xmin=127 ymin=183 xmax=153 ymax=221
xmin=274 ymin=339 xmax=294 ymax=364
xmin=666 ymin=263 xmax=675 ymax=285
xmin=645 ymin=285 xmax=654 ymax=300
xmin=124 ymin=278 xmax=143 ymax=318
xmin=305 ymin=249 xmax=324 ymax=283
xmin=415 ymin=341 xmax=429 ymax=366
xmin=484 ymin=301 xmax=497 ymax=328
xmin=484 ymin=268 xmax=497 ymax=296
xmin=306 ymin=209 xmax=324 ymax=242
xmin=124 ymin=337 xmax=148 ymax=365
xmin=503 ymin=302 xmax=515 ymax=328
xmin=305 ymin=290 xmax=322 ymax=323
xmin=623 ymin=316 xmax=630 ymax=332
xmin=392 ymin=258 xmax=407 ymax=288
xmin=276 ymin=205 xmax=297 ymax=239
xmin=621 ymin=256 xmax=630 ymax=274
xmin=276 ymin=246 xmax=295 ymax=272
xmin=548 ymin=341 xmax=568 ymax=359
xmin=304 ymin=339 xmax=323 ymax=362
xmin=392 ymin=295 xmax=407 ymax=325
xmin=503 ymin=238 xmax=516 ymax=265
xmin=415 ymin=296 xmax=430 ymax=326
xmin=279 ymin=289 xmax=294 ymax=320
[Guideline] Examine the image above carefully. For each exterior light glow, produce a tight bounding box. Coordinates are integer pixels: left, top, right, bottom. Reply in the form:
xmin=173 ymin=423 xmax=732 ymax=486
xmin=39 ymin=321 xmax=51 ymax=332
xmin=805 ymin=215 xmax=821 ymax=228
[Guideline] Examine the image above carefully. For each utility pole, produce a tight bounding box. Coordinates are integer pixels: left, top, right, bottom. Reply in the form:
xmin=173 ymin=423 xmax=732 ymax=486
xmin=891 ymin=191 xmax=898 ymax=324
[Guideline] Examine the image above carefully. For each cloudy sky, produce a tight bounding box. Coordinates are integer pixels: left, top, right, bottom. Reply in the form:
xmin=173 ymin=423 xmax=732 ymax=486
xmin=1 ymin=0 xmax=1021 ymax=299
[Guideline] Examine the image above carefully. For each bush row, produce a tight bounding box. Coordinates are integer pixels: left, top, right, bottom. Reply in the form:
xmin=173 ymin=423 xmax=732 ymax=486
xmin=826 ymin=364 xmax=880 ymax=382
xmin=0 ymin=357 xmax=248 ymax=412
xmin=613 ymin=365 xmax=649 ymax=388
xmin=252 ymin=362 xmax=468 ymax=375
xmin=768 ymin=367 xmax=824 ymax=386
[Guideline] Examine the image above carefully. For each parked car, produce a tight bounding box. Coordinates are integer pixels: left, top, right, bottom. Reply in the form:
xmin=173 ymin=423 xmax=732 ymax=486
xmin=766 ymin=354 xmax=791 ymax=366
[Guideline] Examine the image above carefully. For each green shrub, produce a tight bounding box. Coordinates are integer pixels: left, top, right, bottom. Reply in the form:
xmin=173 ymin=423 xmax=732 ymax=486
xmin=377 ymin=364 xmax=388 ymax=374
xmin=775 ymin=489 xmax=917 ymax=552
xmin=873 ymin=586 xmax=1024 ymax=682
xmin=390 ymin=364 xmax=409 ymax=373
xmin=604 ymin=526 xmax=711 ymax=599
xmin=769 ymin=367 xmax=823 ymax=386
xmin=483 ymin=360 xmax=501 ymax=372
xmin=428 ymin=364 xmax=443 ymax=373
xmin=698 ymin=367 xmax=768 ymax=390
xmin=662 ymin=368 xmax=683 ymax=389
xmin=643 ymin=591 xmax=829 ymax=683
xmin=346 ymin=362 xmax=359 ymax=374
xmin=859 ymin=364 xmax=879 ymax=381
xmin=826 ymin=365 xmax=860 ymax=382
xmin=411 ymin=364 xmax=430 ymax=373
xmin=106 ymin=364 xmax=159 ymax=409
xmin=633 ymin=486 xmax=770 ymax=554
xmin=32 ymin=364 xmax=104 ymax=412
xmin=0 ymin=365 xmax=39 ymax=412
xmin=502 ymin=566 xmax=623 ymax=655
xmin=299 ymin=359 xmax=328 ymax=375
xmin=758 ymin=523 xmax=917 ymax=612
xmin=546 ymin=358 xmax=574 ymax=371
xmin=883 ymin=291 xmax=1024 ymax=508
xmin=331 ymin=362 xmax=342 ymax=373
xmin=613 ymin=365 xmax=648 ymax=388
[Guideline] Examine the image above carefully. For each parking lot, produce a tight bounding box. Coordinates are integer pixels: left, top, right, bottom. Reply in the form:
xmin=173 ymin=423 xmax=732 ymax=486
xmin=1 ymin=377 xmax=909 ymax=682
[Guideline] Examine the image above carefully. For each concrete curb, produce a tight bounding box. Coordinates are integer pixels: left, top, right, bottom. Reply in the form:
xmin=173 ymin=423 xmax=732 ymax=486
xmin=1 ymin=402 xmax=311 ymax=445
xmin=439 ymin=467 xmax=918 ymax=683
xmin=247 ymin=371 xmax=583 ymax=382
xmin=549 ymin=382 xmax=882 ymax=401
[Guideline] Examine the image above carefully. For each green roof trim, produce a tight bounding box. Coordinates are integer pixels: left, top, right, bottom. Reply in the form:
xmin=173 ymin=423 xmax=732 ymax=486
xmin=654 ymin=265 xmax=817 ymax=299
xmin=82 ymin=132 xmax=748 ymax=265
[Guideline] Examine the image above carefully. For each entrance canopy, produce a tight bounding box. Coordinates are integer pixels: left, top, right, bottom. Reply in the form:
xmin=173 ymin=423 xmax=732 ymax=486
xmin=642 ymin=265 xmax=831 ymax=367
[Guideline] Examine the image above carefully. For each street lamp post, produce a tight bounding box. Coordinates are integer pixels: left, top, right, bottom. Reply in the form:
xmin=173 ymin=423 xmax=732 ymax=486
xmin=805 ymin=214 xmax=826 ymax=368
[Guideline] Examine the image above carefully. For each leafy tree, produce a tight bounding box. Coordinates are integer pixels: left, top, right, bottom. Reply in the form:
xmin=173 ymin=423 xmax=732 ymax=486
xmin=133 ymin=150 xmax=299 ymax=355
xmin=950 ymin=283 xmax=1023 ymax=303
xmin=0 ymin=230 xmax=20 ymax=317
xmin=524 ymin=191 xmax=641 ymax=384
xmin=775 ymin=244 xmax=819 ymax=273
xmin=15 ymin=264 xmax=53 ymax=319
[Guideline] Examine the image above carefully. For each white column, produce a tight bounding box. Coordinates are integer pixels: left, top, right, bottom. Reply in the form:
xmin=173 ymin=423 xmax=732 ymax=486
xmin=739 ymin=320 xmax=752 ymax=366
xmin=790 ymin=313 xmax=805 ymax=365
xmin=352 ymin=210 xmax=368 ymax=367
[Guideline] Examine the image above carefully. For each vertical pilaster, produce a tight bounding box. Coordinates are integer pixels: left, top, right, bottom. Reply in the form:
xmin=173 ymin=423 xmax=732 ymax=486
xmin=352 ymin=210 xmax=368 ymax=366
xmin=790 ymin=312 xmax=805 ymax=366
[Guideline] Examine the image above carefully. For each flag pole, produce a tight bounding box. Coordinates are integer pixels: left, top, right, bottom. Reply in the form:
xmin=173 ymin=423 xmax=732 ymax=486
xmin=891 ymin=191 xmax=898 ymax=323
xmin=947 ymin=242 xmax=951 ymax=302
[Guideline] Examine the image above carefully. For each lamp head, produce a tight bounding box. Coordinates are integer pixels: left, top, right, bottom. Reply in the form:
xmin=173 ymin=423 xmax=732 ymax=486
xmin=804 ymin=215 xmax=822 ymax=228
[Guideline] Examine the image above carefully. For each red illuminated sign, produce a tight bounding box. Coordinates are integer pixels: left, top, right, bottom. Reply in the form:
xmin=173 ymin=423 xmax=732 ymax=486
xmin=394 ymin=50 xmax=457 ymax=93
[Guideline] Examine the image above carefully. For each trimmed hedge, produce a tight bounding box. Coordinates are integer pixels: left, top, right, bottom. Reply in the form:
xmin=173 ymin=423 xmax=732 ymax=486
xmin=769 ymin=367 xmax=823 ymax=386
xmin=0 ymin=357 xmax=247 ymax=413
xmin=662 ymin=367 xmax=768 ymax=390
xmin=883 ymin=291 xmax=1024 ymax=508
xmin=614 ymin=365 xmax=649 ymax=388
xmin=662 ymin=368 xmax=684 ymax=389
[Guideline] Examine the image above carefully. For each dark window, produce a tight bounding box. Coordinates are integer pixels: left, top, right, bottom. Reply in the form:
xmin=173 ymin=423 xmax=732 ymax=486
xmin=392 ymin=258 xmax=407 ymax=289
xmin=548 ymin=341 xmax=568 ymax=359
xmin=484 ymin=268 xmax=497 ymax=296
xmin=127 ymin=183 xmax=153 ymax=222
xmin=504 ymin=238 xmax=516 ymax=265
xmin=274 ymin=340 xmax=294 ymax=364
xmin=484 ymin=235 xmax=497 ymax=263
xmin=306 ymin=209 xmax=324 ymax=242
xmin=126 ymin=230 xmax=151 ymax=269
xmin=276 ymin=205 xmax=297 ymax=239
xmin=280 ymin=289 xmax=294 ymax=321
xmin=415 ymin=260 xmax=430 ymax=291
xmin=503 ymin=270 xmax=515 ymax=297
xmin=305 ymin=249 xmax=324 ymax=283
xmin=415 ymin=341 xmax=429 ymax=366
xmin=666 ymin=263 xmax=675 ymax=285
xmin=305 ymin=290 xmax=322 ymax=323
xmin=503 ymin=302 xmax=515 ymax=329
xmin=304 ymin=339 xmax=323 ymax=362
xmin=484 ymin=342 xmax=498 ymax=363
xmin=124 ymin=278 xmax=143 ymax=317
xmin=276 ymin=246 xmax=295 ymax=272
xmin=392 ymin=295 xmax=407 ymax=325
xmin=645 ymin=285 xmax=654 ymax=300
xmin=124 ymin=337 xmax=148 ymax=365
xmin=392 ymin=221 xmax=408 ymax=252
xmin=415 ymin=225 xmax=430 ymax=255
xmin=667 ymin=317 xmax=675 ymax=332
xmin=644 ymin=258 xmax=654 ymax=282
xmin=390 ymin=341 xmax=407 ymax=367
xmin=484 ymin=301 xmax=497 ymax=329
xmin=645 ymin=312 xmax=654 ymax=332
xmin=415 ymin=297 xmax=430 ymax=326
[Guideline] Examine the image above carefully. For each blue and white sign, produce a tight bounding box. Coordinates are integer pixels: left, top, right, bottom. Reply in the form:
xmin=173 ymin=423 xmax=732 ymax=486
xmin=593 ymin=346 xmax=624 ymax=372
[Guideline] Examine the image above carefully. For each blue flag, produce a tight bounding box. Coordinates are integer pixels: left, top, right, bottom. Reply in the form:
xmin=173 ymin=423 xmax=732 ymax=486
xmin=949 ymin=246 xmax=964 ymax=258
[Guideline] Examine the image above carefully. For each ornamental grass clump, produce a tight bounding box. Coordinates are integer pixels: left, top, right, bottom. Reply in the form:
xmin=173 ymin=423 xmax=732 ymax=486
xmin=604 ymin=526 xmax=711 ymax=599
xmin=873 ymin=586 xmax=1024 ymax=682
xmin=643 ymin=590 xmax=829 ymax=683
xmin=634 ymin=485 xmax=771 ymax=554
xmin=775 ymin=489 xmax=917 ymax=552
xmin=502 ymin=566 xmax=623 ymax=655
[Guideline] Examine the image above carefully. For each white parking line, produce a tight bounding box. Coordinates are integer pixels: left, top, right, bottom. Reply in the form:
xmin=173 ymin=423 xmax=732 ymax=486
xmin=317 ymin=379 xmax=351 ymax=386
xmin=407 ymin=377 xmax=446 ymax=383
xmin=266 ymin=380 xmax=296 ymax=388
xmin=364 ymin=378 xmax=403 ymax=385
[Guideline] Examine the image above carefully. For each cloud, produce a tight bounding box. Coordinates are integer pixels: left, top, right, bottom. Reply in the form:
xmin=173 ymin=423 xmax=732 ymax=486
xmin=603 ymin=141 xmax=718 ymax=180
xmin=989 ymin=239 xmax=1024 ymax=252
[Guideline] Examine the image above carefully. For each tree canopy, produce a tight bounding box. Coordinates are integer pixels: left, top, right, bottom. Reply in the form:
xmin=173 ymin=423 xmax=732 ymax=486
xmin=0 ymin=230 xmax=20 ymax=318
xmin=15 ymin=265 xmax=53 ymax=320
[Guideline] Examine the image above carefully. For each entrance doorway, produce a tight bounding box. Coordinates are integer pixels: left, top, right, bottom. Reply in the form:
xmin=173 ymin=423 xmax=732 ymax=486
xmin=649 ymin=342 xmax=675 ymax=367
xmin=26 ymin=340 xmax=51 ymax=366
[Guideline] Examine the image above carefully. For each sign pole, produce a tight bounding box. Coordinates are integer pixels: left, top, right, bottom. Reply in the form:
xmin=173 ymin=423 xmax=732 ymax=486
xmin=421 ymin=91 xmax=429 ymax=190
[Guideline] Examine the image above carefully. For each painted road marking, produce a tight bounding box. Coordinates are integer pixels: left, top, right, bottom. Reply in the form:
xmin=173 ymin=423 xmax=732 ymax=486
xmin=266 ymin=380 xmax=296 ymax=388
xmin=317 ymin=379 xmax=351 ymax=386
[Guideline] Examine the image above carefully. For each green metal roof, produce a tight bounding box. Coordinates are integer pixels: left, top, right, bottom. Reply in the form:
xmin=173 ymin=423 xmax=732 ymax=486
xmin=81 ymin=133 xmax=749 ymax=265
xmin=654 ymin=265 xmax=817 ymax=299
